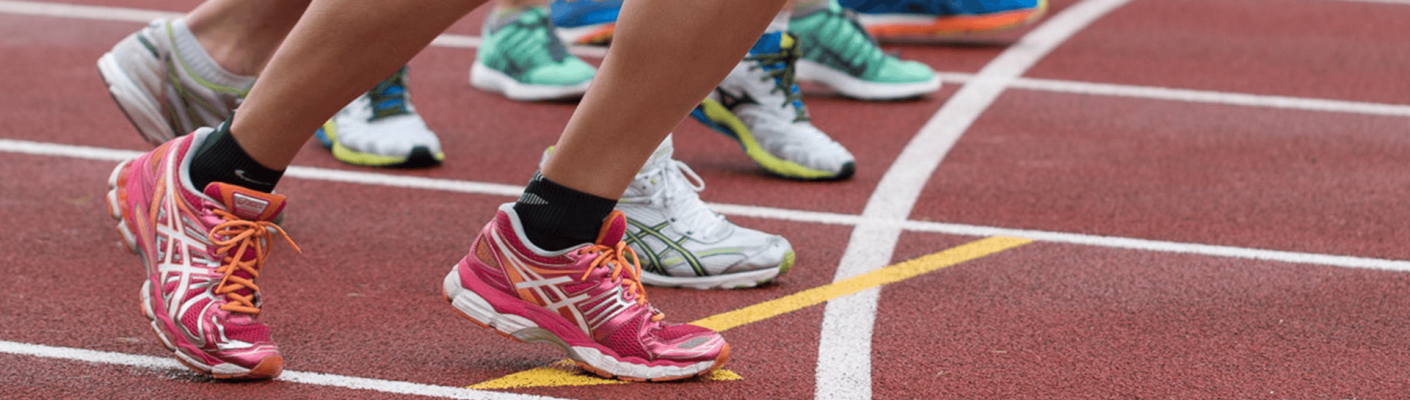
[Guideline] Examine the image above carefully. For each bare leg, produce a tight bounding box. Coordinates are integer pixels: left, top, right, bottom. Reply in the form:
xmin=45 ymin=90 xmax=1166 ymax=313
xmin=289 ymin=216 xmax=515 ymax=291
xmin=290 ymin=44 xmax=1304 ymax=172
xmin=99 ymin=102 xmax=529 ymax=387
xmin=185 ymin=0 xmax=311 ymax=76
xmin=543 ymin=0 xmax=790 ymax=199
xmin=224 ymin=0 xmax=785 ymax=181
xmin=227 ymin=0 xmax=489 ymax=169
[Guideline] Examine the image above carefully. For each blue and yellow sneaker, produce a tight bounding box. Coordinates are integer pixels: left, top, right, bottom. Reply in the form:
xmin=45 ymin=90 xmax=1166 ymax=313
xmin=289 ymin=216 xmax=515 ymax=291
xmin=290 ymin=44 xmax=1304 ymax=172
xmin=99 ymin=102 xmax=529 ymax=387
xmin=691 ymin=32 xmax=856 ymax=180
xmin=548 ymin=0 xmax=622 ymax=45
xmin=315 ymin=66 xmax=444 ymax=168
xmin=472 ymin=6 xmax=596 ymax=101
xmin=838 ymin=0 xmax=1048 ymax=38
xmin=790 ymin=0 xmax=939 ymax=100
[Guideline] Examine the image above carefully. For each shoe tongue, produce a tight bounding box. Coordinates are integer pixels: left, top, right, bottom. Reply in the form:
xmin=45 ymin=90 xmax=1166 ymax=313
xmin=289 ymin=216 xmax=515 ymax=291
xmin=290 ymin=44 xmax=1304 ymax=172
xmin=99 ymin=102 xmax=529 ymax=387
xmin=641 ymin=135 xmax=675 ymax=171
xmin=593 ymin=210 xmax=627 ymax=248
xmin=203 ymin=183 xmax=287 ymax=221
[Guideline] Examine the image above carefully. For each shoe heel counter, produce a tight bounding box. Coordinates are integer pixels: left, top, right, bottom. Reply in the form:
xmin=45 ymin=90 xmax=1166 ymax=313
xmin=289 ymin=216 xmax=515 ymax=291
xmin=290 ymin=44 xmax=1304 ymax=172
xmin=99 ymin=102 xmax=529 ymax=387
xmin=459 ymin=223 xmax=515 ymax=295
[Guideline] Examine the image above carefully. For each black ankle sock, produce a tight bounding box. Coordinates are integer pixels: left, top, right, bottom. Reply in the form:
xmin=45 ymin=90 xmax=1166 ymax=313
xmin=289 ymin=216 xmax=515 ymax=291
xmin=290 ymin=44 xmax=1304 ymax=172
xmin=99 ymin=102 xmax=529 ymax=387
xmin=188 ymin=121 xmax=284 ymax=193
xmin=513 ymin=172 xmax=618 ymax=251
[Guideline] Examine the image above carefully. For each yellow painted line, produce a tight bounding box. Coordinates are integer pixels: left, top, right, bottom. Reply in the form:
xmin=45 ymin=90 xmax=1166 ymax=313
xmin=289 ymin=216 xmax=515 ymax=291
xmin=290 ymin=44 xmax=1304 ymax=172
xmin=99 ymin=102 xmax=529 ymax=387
xmin=468 ymin=236 xmax=1032 ymax=389
xmin=692 ymin=236 xmax=1032 ymax=331
xmin=469 ymin=360 xmax=742 ymax=390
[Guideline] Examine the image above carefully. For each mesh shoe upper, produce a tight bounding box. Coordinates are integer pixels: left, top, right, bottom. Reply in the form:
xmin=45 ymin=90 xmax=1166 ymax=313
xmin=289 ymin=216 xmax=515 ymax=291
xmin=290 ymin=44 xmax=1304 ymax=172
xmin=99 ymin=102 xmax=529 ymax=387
xmin=790 ymin=1 xmax=940 ymax=99
xmin=107 ymin=128 xmax=297 ymax=380
xmin=618 ymin=138 xmax=795 ymax=289
xmin=444 ymin=204 xmax=729 ymax=380
xmin=97 ymin=18 xmax=252 ymax=145
xmin=316 ymin=67 xmax=445 ymax=167
xmin=695 ymin=31 xmax=857 ymax=180
xmin=472 ymin=7 xmax=596 ymax=101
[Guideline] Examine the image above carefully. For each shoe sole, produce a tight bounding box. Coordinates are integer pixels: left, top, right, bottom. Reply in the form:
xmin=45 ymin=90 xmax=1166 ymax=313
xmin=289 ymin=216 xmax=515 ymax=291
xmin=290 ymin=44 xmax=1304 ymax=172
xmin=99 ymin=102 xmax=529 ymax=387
xmin=441 ymin=267 xmax=729 ymax=381
xmin=795 ymin=59 xmax=940 ymax=100
xmin=689 ymin=100 xmax=855 ymax=180
xmin=640 ymin=250 xmax=795 ymax=290
xmin=860 ymin=1 xmax=1049 ymax=38
xmin=317 ymin=120 xmax=445 ymax=168
xmin=554 ymin=23 xmax=616 ymax=45
xmin=470 ymin=62 xmax=591 ymax=102
xmin=106 ymin=159 xmax=283 ymax=380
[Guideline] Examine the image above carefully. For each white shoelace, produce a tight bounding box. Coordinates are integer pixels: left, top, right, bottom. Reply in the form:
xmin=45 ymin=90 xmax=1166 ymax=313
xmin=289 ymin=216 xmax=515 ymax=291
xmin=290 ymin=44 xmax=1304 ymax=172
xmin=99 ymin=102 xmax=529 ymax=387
xmin=623 ymin=159 xmax=730 ymax=240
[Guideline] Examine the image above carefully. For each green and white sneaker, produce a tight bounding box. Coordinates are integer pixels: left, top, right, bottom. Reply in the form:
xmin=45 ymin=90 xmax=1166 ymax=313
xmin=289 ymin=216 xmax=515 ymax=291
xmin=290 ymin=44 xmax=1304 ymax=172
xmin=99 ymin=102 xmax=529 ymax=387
xmin=471 ymin=7 xmax=596 ymax=101
xmin=542 ymin=137 xmax=797 ymax=289
xmin=315 ymin=67 xmax=444 ymax=168
xmin=789 ymin=0 xmax=940 ymax=100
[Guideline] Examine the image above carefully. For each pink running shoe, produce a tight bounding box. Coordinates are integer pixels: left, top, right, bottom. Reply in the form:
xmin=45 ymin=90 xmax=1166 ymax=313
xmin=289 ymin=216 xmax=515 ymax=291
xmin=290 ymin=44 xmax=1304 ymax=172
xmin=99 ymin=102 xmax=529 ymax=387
xmin=442 ymin=203 xmax=730 ymax=381
xmin=105 ymin=127 xmax=298 ymax=380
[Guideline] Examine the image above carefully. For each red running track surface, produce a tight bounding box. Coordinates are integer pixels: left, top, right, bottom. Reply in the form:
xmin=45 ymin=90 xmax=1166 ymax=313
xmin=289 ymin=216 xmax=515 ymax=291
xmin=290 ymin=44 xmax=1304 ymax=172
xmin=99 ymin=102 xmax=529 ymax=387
xmin=2 ymin=0 xmax=1409 ymax=398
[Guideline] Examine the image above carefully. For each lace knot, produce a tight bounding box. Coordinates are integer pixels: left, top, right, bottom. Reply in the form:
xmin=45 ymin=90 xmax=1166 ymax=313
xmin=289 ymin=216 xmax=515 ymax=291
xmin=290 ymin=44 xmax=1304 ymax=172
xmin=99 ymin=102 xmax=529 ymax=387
xmin=580 ymin=241 xmax=657 ymax=317
xmin=208 ymin=209 xmax=301 ymax=314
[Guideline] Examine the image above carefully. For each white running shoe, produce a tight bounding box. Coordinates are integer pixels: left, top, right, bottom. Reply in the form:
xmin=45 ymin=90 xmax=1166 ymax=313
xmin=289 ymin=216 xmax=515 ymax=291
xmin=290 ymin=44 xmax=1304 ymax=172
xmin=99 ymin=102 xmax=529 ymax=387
xmin=618 ymin=137 xmax=796 ymax=289
xmin=540 ymin=137 xmax=796 ymax=289
xmin=97 ymin=18 xmax=253 ymax=146
xmin=314 ymin=67 xmax=445 ymax=168
xmin=690 ymin=31 xmax=857 ymax=180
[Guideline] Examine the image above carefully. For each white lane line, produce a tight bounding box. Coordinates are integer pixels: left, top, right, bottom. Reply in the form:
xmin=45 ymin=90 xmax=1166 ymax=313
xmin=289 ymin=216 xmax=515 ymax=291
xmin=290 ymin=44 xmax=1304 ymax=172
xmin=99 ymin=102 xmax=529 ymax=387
xmin=814 ymin=1 xmax=1134 ymax=398
xmin=0 ymin=138 xmax=527 ymax=197
xmin=0 ymin=340 xmax=567 ymax=400
xmin=4 ymin=137 xmax=1406 ymax=273
xmin=6 ymin=0 xmax=1410 ymax=395
xmin=940 ymin=73 xmax=1410 ymax=117
xmin=285 ymin=167 xmax=524 ymax=198
xmin=0 ymin=139 xmax=141 ymax=161
xmin=0 ymin=0 xmax=178 ymax=22
xmin=0 ymin=0 xmax=610 ymax=59
xmin=897 ymin=220 xmax=1410 ymax=272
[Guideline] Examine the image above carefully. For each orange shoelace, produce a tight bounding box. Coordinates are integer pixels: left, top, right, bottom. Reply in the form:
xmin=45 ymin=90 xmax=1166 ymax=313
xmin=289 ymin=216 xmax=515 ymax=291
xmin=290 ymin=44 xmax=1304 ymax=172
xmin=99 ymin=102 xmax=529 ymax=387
xmin=580 ymin=241 xmax=664 ymax=322
xmin=207 ymin=209 xmax=301 ymax=314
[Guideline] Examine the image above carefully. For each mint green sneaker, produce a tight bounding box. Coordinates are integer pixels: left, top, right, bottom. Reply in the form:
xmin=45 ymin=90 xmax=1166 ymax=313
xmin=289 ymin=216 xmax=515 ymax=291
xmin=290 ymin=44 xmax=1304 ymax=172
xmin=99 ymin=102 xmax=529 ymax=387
xmin=789 ymin=0 xmax=940 ymax=100
xmin=471 ymin=7 xmax=596 ymax=101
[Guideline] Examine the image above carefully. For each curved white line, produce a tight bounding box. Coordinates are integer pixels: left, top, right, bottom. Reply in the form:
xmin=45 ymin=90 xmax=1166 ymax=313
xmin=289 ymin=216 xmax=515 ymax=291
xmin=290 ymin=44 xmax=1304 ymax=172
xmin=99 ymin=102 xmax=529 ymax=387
xmin=813 ymin=1 xmax=1136 ymax=398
